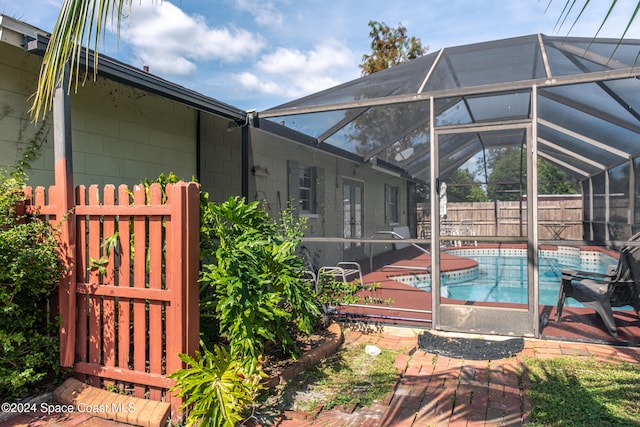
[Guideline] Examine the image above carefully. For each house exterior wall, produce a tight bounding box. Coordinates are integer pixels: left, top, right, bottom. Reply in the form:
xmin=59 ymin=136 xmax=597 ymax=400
xmin=0 ymin=41 xmax=51 ymax=183
xmin=0 ymin=41 xmax=199 ymax=189
xmin=249 ymin=127 xmax=410 ymax=267
xmin=69 ymin=77 xmax=197 ymax=187
xmin=199 ymin=112 xmax=243 ymax=202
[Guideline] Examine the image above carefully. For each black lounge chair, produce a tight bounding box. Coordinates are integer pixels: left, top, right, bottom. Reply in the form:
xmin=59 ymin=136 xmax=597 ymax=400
xmin=556 ymin=233 xmax=640 ymax=336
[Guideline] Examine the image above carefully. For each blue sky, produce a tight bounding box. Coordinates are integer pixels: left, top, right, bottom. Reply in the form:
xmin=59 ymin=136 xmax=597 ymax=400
xmin=3 ymin=1 xmax=640 ymax=112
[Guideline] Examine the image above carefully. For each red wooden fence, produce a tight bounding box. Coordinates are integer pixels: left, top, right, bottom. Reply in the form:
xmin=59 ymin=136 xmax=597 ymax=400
xmin=25 ymin=182 xmax=200 ymax=419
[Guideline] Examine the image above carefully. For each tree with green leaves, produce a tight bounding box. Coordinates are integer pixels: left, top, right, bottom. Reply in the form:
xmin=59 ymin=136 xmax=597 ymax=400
xmin=538 ymin=157 xmax=581 ymax=195
xmin=446 ymin=168 xmax=488 ymax=202
xmin=484 ymin=147 xmax=580 ymax=201
xmin=360 ymin=20 xmax=427 ymax=75
xmin=486 ymin=147 xmax=525 ymax=201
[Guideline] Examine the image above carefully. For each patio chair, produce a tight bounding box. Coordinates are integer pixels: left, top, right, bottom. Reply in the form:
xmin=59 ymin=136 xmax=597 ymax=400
xmin=556 ymin=233 xmax=640 ymax=336
xmin=298 ymin=246 xmax=318 ymax=288
xmin=316 ymin=262 xmax=363 ymax=294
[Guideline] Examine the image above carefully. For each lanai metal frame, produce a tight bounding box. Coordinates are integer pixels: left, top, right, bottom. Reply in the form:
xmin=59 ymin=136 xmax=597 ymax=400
xmin=256 ymin=34 xmax=640 ymax=337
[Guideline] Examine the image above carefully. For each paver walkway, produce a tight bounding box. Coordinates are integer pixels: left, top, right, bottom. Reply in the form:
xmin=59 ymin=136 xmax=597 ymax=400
xmin=3 ymin=325 xmax=640 ymax=427
xmin=273 ymin=326 xmax=640 ymax=427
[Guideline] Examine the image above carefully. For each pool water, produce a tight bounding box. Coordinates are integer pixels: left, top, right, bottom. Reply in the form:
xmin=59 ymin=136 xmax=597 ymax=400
xmin=407 ymin=252 xmax=616 ymax=306
xmin=443 ymin=255 xmax=609 ymax=305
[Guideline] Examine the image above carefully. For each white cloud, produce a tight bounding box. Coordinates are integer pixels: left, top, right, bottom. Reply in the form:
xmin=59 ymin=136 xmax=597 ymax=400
xmin=234 ymin=0 xmax=284 ymax=29
xmin=235 ymin=39 xmax=358 ymax=98
xmin=119 ymin=0 xmax=266 ymax=75
xmin=235 ymin=72 xmax=281 ymax=94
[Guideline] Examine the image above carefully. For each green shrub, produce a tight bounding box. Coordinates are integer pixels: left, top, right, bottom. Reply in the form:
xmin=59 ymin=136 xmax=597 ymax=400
xmin=199 ymin=196 xmax=320 ymax=368
xmin=169 ymin=342 xmax=265 ymax=427
xmin=0 ymin=170 xmax=64 ymax=399
xmin=138 ymin=177 xmax=322 ymax=424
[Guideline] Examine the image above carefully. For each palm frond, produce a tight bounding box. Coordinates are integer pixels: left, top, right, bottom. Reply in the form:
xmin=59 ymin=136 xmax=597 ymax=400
xmin=30 ymin=0 xmax=131 ymax=122
xmin=567 ymin=0 xmax=593 ymax=35
xmin=552 ymin=1 xmax=640 ymax=65
xmin=620 ymin=1 xmax=640 ymax=42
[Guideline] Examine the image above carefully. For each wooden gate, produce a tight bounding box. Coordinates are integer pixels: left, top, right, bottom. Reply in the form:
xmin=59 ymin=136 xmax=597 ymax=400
xmin=25 ymin=182 xmax=200 ymax=418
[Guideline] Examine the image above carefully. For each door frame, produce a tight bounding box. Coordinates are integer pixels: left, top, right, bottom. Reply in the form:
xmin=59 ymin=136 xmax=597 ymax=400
xmin=430 ymin=119 xmax=539 ymax=337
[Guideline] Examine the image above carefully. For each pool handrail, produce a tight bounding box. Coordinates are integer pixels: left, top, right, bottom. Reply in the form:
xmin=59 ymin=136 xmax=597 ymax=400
xmin=369 ymin=230 xmax=430 ymax=271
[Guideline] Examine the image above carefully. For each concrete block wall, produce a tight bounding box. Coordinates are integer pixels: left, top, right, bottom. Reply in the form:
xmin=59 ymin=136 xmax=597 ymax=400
xmin=0 ymin=42 xmax=198 ymax=189
xmin=69 ymin=78 xmax=197 ymax=187
xmin=0 ymin=43 xmax=54 ymax=185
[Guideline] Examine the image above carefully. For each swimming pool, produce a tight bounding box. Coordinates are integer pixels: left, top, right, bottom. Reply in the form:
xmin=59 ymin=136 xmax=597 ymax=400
xmin=394 ymin=248 xmax=617 ymax=307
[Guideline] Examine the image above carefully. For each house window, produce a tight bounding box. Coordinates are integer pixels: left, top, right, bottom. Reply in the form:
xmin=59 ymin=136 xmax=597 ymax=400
xmin=289 ymin=161 xmax=323 ymax=215
xmin=298 ymin=166 xmax=315 ymax=213
xmin=386 ymin=185 xmax=399 ymax=224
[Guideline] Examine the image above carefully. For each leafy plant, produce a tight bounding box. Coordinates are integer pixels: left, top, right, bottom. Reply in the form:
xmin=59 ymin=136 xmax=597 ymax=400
xmin=0 ymin=169 xmax=64 ymax=399
xmin=315 ymin=276 xmax=392 ymax=310
xmin=89 ymin=231 xmax=120 ymax=275
xmin=199 ymin=196 xmax=320 ymax=369
xmin=137 ymin=171 xmax=184 ymax=203
xmin=127 ymin=177 xmax=323 ymax=424
xmin=169 ymin=342 xmax=265 ymax=427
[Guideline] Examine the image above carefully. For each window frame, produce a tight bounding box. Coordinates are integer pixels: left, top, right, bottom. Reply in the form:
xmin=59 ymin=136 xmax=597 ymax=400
xmin=298 ymin=165 xmax=316 ymax=214
xmin=385 ymin=184 xmax=400 ymax=225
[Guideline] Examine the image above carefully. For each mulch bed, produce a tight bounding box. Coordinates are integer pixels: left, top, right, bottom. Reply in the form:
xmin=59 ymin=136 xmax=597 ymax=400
xmin=262 ymin=322 xmax=342 ymax=387
xmin=418 ymin=331 xmax=524 ymax=360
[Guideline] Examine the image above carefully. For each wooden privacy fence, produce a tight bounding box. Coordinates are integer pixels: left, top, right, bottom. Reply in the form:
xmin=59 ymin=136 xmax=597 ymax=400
xmin=25 ymin=182 xmax=200 ymax=419
xmin=418 ymin=196 xmax=583 ymax=240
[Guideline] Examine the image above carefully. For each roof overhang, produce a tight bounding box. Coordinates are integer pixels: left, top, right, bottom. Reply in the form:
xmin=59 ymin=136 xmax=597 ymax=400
xmin=0 ymin=14 xmax=248 ymax=123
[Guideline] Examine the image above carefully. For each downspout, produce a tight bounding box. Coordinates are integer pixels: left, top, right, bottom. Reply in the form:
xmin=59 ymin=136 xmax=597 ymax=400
xmin=196 ymin=110 xmax=201 ymax=182
xmin=241 ymin=112 xmax=252 ymax=200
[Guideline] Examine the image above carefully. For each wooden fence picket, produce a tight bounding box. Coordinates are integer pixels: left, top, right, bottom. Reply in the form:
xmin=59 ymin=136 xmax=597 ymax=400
xmin=117 ymin=185 xmax=131 ymax=372
xmin=102 ymin=185 xmax=116 ymax=390
xmin=75 ymin=186 xmax=88 ymax=369
xmin=88 ymin=185 xmax=101 ymax=388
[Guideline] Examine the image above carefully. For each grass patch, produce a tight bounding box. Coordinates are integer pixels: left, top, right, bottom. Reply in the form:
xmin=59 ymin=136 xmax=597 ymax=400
xmin=525 ymin=356 xmax=640 ymax=427
xmin=272 ymin=343 xmax=401 ymax=413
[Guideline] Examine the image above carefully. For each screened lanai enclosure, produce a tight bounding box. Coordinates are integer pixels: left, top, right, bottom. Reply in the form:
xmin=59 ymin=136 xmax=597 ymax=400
xmin=250 ymin=34 xmax=640 ymax=344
